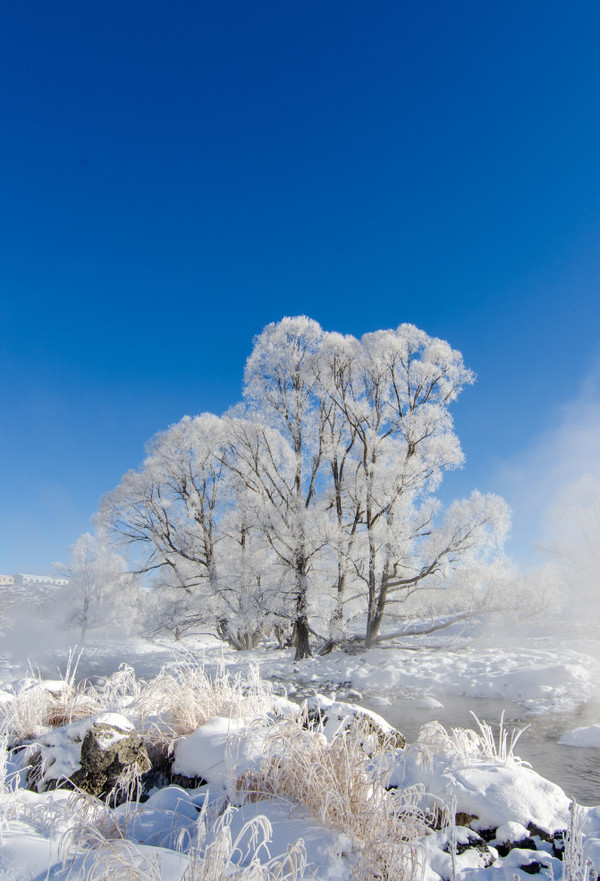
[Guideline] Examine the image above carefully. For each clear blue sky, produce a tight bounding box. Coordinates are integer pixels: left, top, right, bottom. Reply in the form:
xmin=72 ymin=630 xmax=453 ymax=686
xmin=1 ymin=0 xmax=600 ymax=573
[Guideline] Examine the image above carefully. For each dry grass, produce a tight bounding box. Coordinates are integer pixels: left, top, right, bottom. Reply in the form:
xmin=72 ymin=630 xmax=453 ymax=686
xmin=183 ymin=804 xmax=306 ymax=881
xmin=0 ymin=734 xmax=8 ymax=844
xmin=236 ymin=717 xmax=427 ymax=881
xmin=564 ymin=800 xmax=593 ymax=881
xmin=2 ymin=656 xmax=427 ymax=880
xmin=60 ymin=792 xmax=306 ymax=881
xmin=0 ymin=650 xmax=100 ymax=743
xmin=413 ymin=713 xmax=528 ymax=767
xmin=61 ymin=790 xmax=128 ymax=852
xmin=0 ymin=652 xmax=279 ymax=754
xmin=134 ymin=659 xmax=280 ymax=758
xmin=87 ymin=664 xmax=144 ymax=712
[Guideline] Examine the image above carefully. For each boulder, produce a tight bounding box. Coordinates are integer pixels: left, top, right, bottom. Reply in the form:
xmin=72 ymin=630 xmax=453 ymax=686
xmin=26 ymin=712 xmax=151 ymax=804
xmin=70 ymin=715 xmax=151 ymax=801
xmin=303 ymin=695 xmax=406 ymax=750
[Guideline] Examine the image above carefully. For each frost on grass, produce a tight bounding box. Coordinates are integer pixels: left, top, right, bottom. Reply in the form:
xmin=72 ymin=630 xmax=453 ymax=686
xmin=134 ymin=659 xmax=279 ymax=758
xmin=397 ymin=716 xmax=572 ymax=834
xmin=184 ymin=805 xmax=307 ymax=881
xmin=413 ymin=711 xmax=528 ymax=766
xmin=0 ymin=658 xmax=310 ymax=878
xmin=58 ymin=791 xmax=307 ymax=881
xmin=2 ymin=654 xmax=600 ymax=881
xmin=237 ymin=716 xmax=428 ymax=881
xmin=0 ymin=649 xmax=98 ymax=743
xmin=0 ymin=656 xmax=279 ymax=747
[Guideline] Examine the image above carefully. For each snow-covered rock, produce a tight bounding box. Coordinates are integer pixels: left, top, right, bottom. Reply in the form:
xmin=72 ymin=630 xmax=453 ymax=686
xmin=26 ymin=712 xmax=150 ymax=802
xmin=172 ymin=716 xmax=256 ymax=789
xmin=559 ymin=723 xmax=600 ymax=748
xmin=304 ymin=694 xmax=406 ymax=748
xmin=395 ymin=745 xmax=571 ymax=834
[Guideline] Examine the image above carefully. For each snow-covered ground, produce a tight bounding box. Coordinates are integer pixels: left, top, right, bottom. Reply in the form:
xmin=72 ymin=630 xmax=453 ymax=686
xmin=3 ymin=629 xmax=599 ymax=716
xmin=2 ymin=631 xmax=600 ymax=880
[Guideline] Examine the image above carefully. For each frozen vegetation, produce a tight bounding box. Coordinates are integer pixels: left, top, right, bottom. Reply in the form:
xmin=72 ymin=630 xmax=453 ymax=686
xmin=93 ymin=318 xmax=514 ymax=660
xmin=0 ymin=636 xmax=600 ymax=881
xmin=3 ymin=318 xmax=600 ymax=878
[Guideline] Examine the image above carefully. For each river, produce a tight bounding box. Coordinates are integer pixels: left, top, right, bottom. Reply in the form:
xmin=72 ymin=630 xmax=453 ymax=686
xmin=361 ymin=692 xmax=600 ymax=806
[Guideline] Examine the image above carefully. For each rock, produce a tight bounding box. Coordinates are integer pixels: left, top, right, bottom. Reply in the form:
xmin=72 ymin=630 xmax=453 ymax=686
xmin=170 ymin=771 xmax=209 ymax=789
xmin=444 ymin=827 xmax=484 ymax=855
xmin=25 ymin=750 xmax=44 ymax=791
xmin=521 ymin=861 xmax=544 ymax=874
xmin=303 ymin=695 xmax=406 ymax=750
xmin=526 ymin=822 xmax=555 ymax=843
xmin=472 ymin=843 xmax=497 ymax=868
xmin=552 ymin=831 xmax=566 ymax=859
xmin=444 ymin=830 xmax=497 ymax=868
xmin=493 ymin=821 xmax=536 ymax=857
xmin=496 ymin=838 xmax=537 ymax=857
xmin=25 ymin=713 xmax=151 ymax=803
xmin=352 ymin=709 xmax=406 ymax=750
xmin=70 ymin=717 xmax=151 ymax=803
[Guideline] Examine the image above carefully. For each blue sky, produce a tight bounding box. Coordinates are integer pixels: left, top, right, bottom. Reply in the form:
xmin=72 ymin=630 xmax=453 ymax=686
xmin=1 ymin=0 xmax=600 ymax=573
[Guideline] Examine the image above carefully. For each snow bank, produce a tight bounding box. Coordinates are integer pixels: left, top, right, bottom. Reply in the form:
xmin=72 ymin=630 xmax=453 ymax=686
xmin=394 ymin=744 xmax=571 ymax=832
xmin=187 ymin=641 xmax=600 ymax=716
xmin=559 ymin=724 xmax=600 ymax=748
xmin=172 ymin=716 xmax=256 ymax=788
xmin=3 ymin=644 xmax=600 ymax=881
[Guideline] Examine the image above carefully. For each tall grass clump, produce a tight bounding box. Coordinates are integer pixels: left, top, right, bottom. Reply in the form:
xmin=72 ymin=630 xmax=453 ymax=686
xmin=61 ymin=792 xmax=306 ymax=881
xmin=0 ymin=649 xmax=99 ymax=743
xmin=0 ymin=733 xmax=9 ymax=844
xmin=413 ymin=712 xmax=528 ymax=767
xmin=237 ymin=717 xmax=427 ymax=881
xmin=1 ymin=653 xmax=280 ymax=751
xmin=60 ymin=790 xmax=134 ymax=876
xmin=135 ymin=660 xmax=279 ymax=756
xmin=88 ymin=663 xmax=144 ymax=712
xmin=184 ymin=804 xmax=306 ymax=881
xmin=564 ymin=800 xmax=593 ymax=881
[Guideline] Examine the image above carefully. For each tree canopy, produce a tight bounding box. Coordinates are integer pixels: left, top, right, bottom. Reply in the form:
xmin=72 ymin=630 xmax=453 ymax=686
xmin=98 ymin=317 xmax=510 ymax=659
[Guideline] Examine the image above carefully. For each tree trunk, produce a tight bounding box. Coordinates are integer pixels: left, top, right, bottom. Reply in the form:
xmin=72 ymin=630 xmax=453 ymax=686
xmin=365 ymin=611 xmax=381 ymax=648
xmin=330 ymin=567 xmax=346 ymax=630
xmin=294 ymin=614 xmax=312 ymax=659
xmin=293 ymin=557 xmax=312 ymax=659
xmin=293 ymin=545 xmax=312 ymax=661
xmin=365 ymin=526 xmax=377 ymax=648
xmin=365 ymin=569 xmax=389 ymax=648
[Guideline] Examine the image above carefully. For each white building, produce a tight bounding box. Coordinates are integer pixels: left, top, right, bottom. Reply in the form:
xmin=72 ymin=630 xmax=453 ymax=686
xmin=12 ymin=574 xmax=69 ymax=587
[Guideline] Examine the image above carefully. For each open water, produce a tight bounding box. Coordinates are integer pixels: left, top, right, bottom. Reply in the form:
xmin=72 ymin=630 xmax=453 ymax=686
xmin=362 ymin=693 xmax=600 ymax=806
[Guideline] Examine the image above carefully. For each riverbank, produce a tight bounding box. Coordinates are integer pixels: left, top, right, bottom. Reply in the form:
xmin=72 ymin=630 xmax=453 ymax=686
xmin=2 ymin=652 xmax=600 ymax=881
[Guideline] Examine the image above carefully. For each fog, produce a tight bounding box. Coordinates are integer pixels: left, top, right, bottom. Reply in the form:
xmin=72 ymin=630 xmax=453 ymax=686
xmin=496 ymin=367 xmax=600 ymax=628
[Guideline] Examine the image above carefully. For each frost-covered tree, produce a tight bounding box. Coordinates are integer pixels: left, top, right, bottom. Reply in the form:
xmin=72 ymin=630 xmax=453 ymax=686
xmin=315 ymin=334 xmax=361 ymax=640
xmin=98 ymin=316 xmax=511 ymax=655
xmin=215 ymin=486 xmax=291 ymax=648
xmin=98 ymin=413 xmax=230 ymax=632
xmin=318 ymin=324 xmax=509 ymax=646
xmin=241 ymin=317 xmax=328 ymax=658
xmin=99 ymin=412 xmax=292 ymax=648
xmin=62 ymin=532 xmax=139 ymax=642
xmin=226 ymin=414 xmax=329 ymax=658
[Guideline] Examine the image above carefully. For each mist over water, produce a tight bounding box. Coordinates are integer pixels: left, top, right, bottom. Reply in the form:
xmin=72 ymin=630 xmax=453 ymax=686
xmin=495 ymin=374 xmax=600 ymax=630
